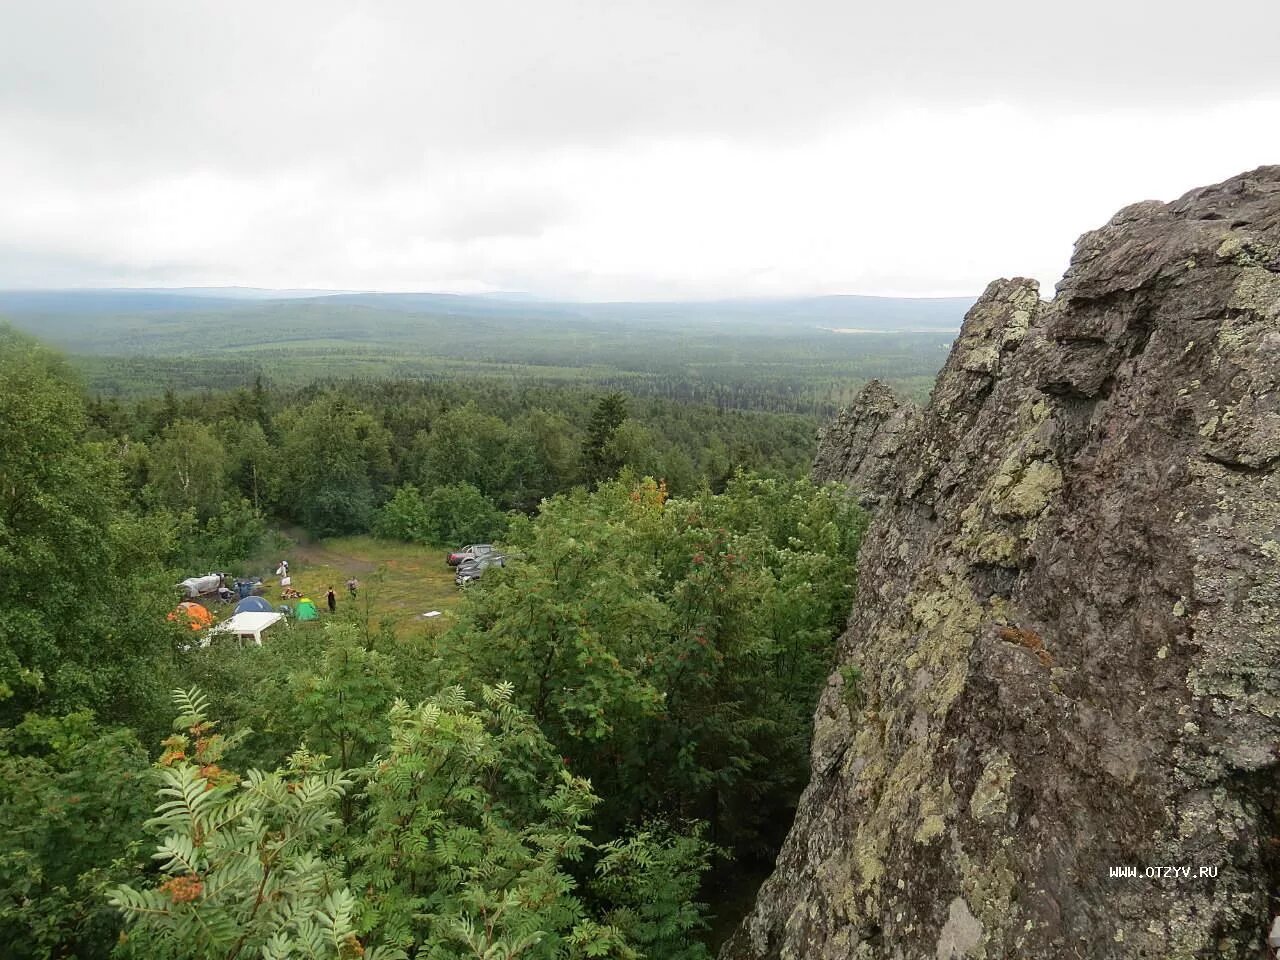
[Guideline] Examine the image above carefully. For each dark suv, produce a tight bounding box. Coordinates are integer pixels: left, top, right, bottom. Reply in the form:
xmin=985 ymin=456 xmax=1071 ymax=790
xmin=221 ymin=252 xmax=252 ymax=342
xmin=455 ymin=553 xmax=507 ymax=586
xmin=446 ymin=543 xmax=494 ymax=567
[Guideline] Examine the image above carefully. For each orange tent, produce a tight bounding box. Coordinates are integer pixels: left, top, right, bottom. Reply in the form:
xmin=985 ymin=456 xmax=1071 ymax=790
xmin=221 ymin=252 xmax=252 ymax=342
xmin=168 ymin=601 xmax=214 ymax=631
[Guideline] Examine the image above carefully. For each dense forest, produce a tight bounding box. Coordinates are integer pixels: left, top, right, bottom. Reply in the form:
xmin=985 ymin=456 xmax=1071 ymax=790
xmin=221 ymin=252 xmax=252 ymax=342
xmin=0 ymin=323 xmax=871 ymax=959
xmin=80 ymin=371 xmax=822 ymax=545
xmin=1 ymin=290 xmax=957 ymax=416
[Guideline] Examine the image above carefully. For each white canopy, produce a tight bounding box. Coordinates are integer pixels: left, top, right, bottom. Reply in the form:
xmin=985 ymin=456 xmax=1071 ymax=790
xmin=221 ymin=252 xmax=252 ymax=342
xmin=204 ymin=611 xmax=284 ymax=647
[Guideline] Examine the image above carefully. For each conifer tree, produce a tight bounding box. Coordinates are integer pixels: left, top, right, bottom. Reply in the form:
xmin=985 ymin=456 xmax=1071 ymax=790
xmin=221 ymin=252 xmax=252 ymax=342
xmin=580 ymin=393 xmax=628 ymax=486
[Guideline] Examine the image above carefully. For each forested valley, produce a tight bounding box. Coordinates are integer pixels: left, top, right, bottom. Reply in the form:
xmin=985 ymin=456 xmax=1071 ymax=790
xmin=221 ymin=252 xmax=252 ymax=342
xmin=0 ymin=289 xmax=958 ymax=419
xmin=0 ymin=322 xmax=873 ymax=959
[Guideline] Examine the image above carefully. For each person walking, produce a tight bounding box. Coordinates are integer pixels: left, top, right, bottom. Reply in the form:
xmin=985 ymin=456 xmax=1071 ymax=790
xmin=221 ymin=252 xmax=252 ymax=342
xmin=326 ymin=586 xmax=337 ymax=614
xmin=346 ymin=577 xmax=359 ymax=599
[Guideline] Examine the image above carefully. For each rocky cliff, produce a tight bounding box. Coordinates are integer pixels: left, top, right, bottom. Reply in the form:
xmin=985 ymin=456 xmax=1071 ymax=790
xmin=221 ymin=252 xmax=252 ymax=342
xmin=811 ymin=380 xmax=919 ymax=506
xmin=727 ymin=167 xmax=1280 ymax=959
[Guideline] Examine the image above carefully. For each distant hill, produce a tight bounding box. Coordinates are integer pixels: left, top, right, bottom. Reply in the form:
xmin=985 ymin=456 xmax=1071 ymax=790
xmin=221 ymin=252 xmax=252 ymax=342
xmin=0 ymin=289 xmax=251 ymax=314
xmin=0 ymin=287 xmax=971 ymax=409
xmin=0 ymin=288 xmax=972 ymax=331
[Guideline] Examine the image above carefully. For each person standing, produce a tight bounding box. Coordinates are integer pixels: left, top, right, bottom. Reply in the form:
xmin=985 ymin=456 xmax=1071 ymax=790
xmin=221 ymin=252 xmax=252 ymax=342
xmin=347 ymin=577 xmax=359 ymax=599
xmin=326 ymin=586 xmax=337 ymax=614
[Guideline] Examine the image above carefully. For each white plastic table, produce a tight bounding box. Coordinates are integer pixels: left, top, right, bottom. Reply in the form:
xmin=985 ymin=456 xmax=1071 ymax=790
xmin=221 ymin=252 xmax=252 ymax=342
xmin=205 ymin=611 xmax=284 ymax=646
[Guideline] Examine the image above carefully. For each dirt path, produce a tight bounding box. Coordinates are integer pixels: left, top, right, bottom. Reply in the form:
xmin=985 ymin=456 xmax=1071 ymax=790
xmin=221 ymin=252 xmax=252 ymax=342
xmin=277 ymin=526 xmax=379 ymax=574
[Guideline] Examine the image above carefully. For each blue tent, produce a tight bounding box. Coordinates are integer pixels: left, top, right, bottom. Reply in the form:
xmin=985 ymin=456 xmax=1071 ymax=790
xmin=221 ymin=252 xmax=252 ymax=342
xmin=234 ymin=596 xmax=274 ymax=615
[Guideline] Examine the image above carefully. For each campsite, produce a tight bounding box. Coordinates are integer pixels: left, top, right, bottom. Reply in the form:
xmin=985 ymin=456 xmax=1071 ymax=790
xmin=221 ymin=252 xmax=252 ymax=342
xmin=168 ymin=533 xmax=463 ymax=645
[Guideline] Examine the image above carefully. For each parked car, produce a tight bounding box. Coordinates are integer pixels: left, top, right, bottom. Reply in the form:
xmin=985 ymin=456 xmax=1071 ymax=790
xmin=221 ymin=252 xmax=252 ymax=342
xmin=455 ymin=553 xmax=507 ymax=586
xmin=176 ymin=572 xmax=229 ymax=599
xmin=446 ymin=543 xmax=494 ymax=566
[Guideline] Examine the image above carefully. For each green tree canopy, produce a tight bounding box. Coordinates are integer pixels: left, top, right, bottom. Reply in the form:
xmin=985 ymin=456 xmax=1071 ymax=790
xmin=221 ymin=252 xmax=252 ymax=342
xmin=374 ymin=483 xmax=507 ymax=546
xmin=274 ymin=395 xmax=393 ymax=536
xmin=442 ymin=473 xmax=867 ymax=853
xmin=580 ymin=393 xmax=628 ymax=486
xmin=0 ymin=325 xmax=175 ymax=727
xmin=146 ymin=419 xmax=228 ymax=520
xmin=410 ymin=404 xmax=510 ymax=498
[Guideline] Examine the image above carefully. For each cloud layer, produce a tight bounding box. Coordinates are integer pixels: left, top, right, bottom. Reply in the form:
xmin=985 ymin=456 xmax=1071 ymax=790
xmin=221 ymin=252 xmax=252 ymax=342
xmin=3 ymin=1 xmax=1279 ymax=297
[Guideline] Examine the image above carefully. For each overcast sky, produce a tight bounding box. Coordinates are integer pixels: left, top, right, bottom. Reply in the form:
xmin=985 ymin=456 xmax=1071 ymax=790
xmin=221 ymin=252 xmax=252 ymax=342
xmin=2 ymin=1 xmax=1279 ymax=300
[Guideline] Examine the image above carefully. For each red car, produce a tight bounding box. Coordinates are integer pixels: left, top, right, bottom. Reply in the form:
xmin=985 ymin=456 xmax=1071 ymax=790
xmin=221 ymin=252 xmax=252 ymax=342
xmin=446 ymin=543 xmax=494 ymax=567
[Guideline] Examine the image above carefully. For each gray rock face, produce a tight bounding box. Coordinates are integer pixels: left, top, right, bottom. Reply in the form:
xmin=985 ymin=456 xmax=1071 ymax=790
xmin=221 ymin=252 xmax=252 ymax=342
xmin=813 ymin=380 xmax=919 ymax=506
xmin=725 ymin=167 xmax=1280 ymax=960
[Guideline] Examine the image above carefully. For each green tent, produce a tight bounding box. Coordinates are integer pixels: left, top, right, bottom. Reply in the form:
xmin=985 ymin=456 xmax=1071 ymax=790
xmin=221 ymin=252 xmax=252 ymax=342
xmin=296 ymin=598 xmax=319 ymax=621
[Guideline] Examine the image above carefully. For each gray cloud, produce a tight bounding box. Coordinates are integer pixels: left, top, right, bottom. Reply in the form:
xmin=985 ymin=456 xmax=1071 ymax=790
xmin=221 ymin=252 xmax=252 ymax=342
xmin=434 ymin=194 xmax=567 ymax=243
xmin=2 ymin=1 xmax=1279 ymax=296
xmin=8 ymin=1 xmax=1279 ymax=166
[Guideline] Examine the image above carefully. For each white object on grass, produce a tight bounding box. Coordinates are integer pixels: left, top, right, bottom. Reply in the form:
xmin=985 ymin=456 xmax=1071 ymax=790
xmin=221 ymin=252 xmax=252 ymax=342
xmin=205 ymin=612 xmax=285 ymax=647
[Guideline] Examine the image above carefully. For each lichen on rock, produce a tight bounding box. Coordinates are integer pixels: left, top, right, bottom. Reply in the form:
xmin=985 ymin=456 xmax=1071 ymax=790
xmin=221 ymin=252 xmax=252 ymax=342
xmin=722 ymin=166 xmax=1280 ymax=960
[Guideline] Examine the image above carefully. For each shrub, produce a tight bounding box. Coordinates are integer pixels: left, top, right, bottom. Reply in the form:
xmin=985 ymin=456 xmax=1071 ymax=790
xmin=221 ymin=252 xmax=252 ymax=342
xmin=109 ymin=688 xmax=397 ymax=960
xmin=591 ymin=823 xmax=719 ymax=960
xmin=351 ymin=684 xmax=632 ymax=958
xmin=0 ymin=711 xmax=153 ymax=959
xmin=375 ymin=483 xmax=507 ymax=546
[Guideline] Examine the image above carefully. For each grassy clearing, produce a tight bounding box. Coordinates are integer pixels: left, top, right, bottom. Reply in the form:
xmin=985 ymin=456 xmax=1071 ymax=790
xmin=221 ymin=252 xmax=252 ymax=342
xmin=264 ymin=533 xmax=463 ymax=638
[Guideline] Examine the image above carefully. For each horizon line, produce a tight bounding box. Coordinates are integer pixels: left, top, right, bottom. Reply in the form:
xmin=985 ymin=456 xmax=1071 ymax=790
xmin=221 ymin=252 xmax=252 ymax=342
xmin=0 ymin=284 xmax=981 ymax=304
